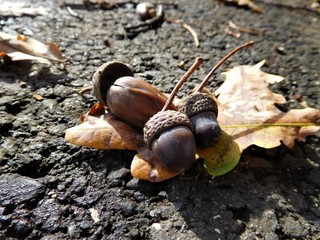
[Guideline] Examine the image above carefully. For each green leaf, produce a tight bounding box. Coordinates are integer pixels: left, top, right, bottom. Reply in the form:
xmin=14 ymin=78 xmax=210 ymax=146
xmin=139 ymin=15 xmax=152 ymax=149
xmin=197 ymin=130 xmax=241 ymax=176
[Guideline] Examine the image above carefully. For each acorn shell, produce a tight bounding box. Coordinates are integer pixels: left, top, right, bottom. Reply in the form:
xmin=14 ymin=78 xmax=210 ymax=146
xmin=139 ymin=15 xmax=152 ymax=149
xmin=92 ymin=61 xmax=134 ymax=106
xmin=179 ymin=92 xmax=218 ymax=117
xmin=144 ymin=110 xmax=192 ymax=147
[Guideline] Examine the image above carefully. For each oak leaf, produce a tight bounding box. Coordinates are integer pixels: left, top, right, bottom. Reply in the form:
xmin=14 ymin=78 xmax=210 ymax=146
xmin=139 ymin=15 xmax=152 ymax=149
xmin=216 ymin=61 xmax=320 ymax=151
xmin=0 ymin=31 xmax=65 ymax=64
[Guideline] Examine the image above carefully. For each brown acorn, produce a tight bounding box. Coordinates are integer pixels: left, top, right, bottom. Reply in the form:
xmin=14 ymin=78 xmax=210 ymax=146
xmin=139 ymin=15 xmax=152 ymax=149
xmin=179 ymin=41 xmax=255 ymax=147
xmin=179 ymin=92 xmax=221 ymax=147
xmin=92 ymin=61 xmax=175 ymax=129
xmin=144 ymin=110 xmax=196 ymax=172
xmin=142 ymin=57 xmax=204 ymax=173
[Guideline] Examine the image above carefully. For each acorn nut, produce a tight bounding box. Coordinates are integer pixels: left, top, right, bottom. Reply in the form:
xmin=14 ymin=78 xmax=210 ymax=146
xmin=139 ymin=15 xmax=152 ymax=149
xmin=107 ymin=76 xmax=176 ymax=129
xmin=144 ymin=110 xmax=196 ymax=173
xmin=92 ymin=61 xmax=134 ymax=106
xmin=92 ymin=61 xmax=175 ymax=129
xmin=179 ymin=92 xmax=221 ymax=147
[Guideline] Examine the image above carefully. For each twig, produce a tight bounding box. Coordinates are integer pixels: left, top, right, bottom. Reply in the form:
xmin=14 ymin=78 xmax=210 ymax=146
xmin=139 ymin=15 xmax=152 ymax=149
xmin=78 ymin=86 xmax=93 ymax=95
xmin=194 ymin=41 xmax=254 ymax=92
xmin=162 ymin=57 xmax=204 ymax=111
xmin=66 ymin=6 xmax=84 ymax=20
xmin=218 ymin=0 xmax=263 ymax=13
xmin=224 ymin=28 xmax=241 ymax=38
xmin=228 ymin=20 xmax=264 ymax=36
xmin=167 ymin=19 xmax=200 ymax=47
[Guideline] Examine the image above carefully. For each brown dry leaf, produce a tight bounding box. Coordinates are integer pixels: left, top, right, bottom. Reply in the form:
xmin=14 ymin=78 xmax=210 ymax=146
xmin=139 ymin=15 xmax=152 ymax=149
xmin=131 ymin=153 xmax=179 ymax=182
xmin=219 ymin=0 xmax=263 ymax=13
xmin=0 ymin=31 xmax=65 ymax=64
xmin=65 ymin=103 xmax=143 ymax=150
xmin=216 ymin=61 xmax=320 ymax=151
xmin=0 ymin=2 xmax=49 ymax=16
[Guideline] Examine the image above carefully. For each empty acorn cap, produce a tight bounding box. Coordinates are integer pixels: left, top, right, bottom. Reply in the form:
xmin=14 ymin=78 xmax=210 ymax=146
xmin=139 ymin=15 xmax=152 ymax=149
xmin=144 ymin=110 xmax=192 ymax=147
xmin=92 ymin=61 xmax=134 ymax=106
xmin=179 ymin=92 xmax=218 ymax=117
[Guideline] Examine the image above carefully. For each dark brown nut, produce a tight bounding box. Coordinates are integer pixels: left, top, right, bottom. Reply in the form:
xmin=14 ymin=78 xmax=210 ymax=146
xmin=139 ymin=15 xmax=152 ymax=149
xmin=144 ymin=110 xmax=196 ymax=172
xmin=107 ymin=76 xmax=176 ymax=129
xmin=179 ymin=92 xmax=221 ymax=147
xmin=92 ymin=61 xmax=134 ymax=106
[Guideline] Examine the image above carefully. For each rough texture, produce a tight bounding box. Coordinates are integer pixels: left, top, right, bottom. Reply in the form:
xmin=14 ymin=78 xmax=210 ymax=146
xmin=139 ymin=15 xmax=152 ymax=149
xmin=0 ymin=0 xmax=319 ymax=239
xmin=143 ymin=110 xmax=192 ymax=146
xmin=179 ymin=92 xmax=218 ymax=117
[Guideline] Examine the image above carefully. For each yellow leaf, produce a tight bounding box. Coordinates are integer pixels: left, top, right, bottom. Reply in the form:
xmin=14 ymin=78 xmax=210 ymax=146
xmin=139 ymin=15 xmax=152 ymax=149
xmin=197 ymin=131 xmax=241 ymax=176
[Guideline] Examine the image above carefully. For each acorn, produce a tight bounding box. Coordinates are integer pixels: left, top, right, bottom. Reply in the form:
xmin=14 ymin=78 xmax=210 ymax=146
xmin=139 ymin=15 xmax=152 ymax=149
xmin=144 ymin=110 xmax=196 ymax=172
xmin=142 ymin=57 xmax=204 ymax=173
xmin=179 ymin=41 xmax=255 ymax=147
xmin=179 ymin=92 xmax=221 ymax=147
xmin=92 ymin=61 xmax=134 ymax=106
xmin=92 ymin=61 xmax=175 ymax=129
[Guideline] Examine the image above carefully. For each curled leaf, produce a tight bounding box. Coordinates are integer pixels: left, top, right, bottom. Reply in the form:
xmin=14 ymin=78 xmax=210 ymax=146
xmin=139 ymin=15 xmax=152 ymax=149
xmin=0 ymin=31 xmax=65 ymax=64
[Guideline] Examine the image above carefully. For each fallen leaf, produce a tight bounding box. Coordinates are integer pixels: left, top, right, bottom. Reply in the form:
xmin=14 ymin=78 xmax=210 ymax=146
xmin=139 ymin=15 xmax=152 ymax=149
xmin=65 ymin=104 xmax=143 ymax=150
xmin=216 ymin=61 xmax=320 ymax=151
xmin=0 ymin=31 xmax=65 ymax=64
xmin=0 ymin=2 xmax=49 ymax=16
xmin=197 ymin=130 xmax=241 ymax=176
xmin=131 ymin=153 xmax=179 ymax=182
xmin=219 ymin=0 xmax=263 ymax=13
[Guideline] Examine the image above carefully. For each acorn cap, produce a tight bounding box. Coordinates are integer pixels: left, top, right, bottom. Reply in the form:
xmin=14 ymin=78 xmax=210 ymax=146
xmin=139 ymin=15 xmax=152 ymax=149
xmin=92 ymin=61 xmax=134 ymax=106
xmin=179 ymin=92 xmax=218 ymax=117
xmin=144 ymin=110 xmax=192 ymax=147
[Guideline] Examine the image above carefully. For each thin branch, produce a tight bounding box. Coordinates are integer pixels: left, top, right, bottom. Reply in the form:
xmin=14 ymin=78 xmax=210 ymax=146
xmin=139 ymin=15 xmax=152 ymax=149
xmin=162 ymin=57 xmax=204 ymax=111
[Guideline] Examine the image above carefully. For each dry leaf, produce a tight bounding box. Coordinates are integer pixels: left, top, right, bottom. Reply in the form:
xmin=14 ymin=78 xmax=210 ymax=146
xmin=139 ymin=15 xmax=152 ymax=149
xmin=0 ymin=31 xmax=65 ymax=64
xmin=219 ymin=0 xmax=263 ymax=13
xmin=131 ymin=153 xmax=179 ymax=182
xmin=65 ymin=104 xmax=142 ymax=150
xmin=216 ymin=61 xmax=320 ymax=151
xmin=0 ymin=2 xmax=49 ymax=16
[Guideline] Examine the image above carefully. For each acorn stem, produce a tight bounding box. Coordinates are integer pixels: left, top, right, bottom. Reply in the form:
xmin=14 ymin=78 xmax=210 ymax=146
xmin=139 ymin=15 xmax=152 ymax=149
xmin=194 ymin=40 xmax=254 ymax=93
xmin=162 ymin=57 xmax=204 ymax=111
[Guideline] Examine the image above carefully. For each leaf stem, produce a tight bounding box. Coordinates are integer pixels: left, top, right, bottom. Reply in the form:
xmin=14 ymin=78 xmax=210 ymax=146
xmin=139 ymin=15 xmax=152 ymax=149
xmin=162 ymin=57 xmax=204 ymax=111
xmin=194 ymin=40 xmax=255 ymax=93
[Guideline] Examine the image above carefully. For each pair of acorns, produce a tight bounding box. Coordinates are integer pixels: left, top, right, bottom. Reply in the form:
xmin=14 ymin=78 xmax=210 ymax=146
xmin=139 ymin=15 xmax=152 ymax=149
xmin=92 ymin=41 xmax=254 ymax=175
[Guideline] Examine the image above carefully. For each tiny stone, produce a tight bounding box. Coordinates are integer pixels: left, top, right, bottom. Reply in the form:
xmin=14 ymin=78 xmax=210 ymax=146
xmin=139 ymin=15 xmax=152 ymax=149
xmin=151 ymin=223 xmax=161 ymax=230
xmin=107 ymin=168 xmax=130 ymax=180
xmin=119 ymin=200 xmax=137 ymax=217
xmin=158 ymin=191 xmax=167 ymax=199
xmin=80 ymin=220 xmax=92 ymax=230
